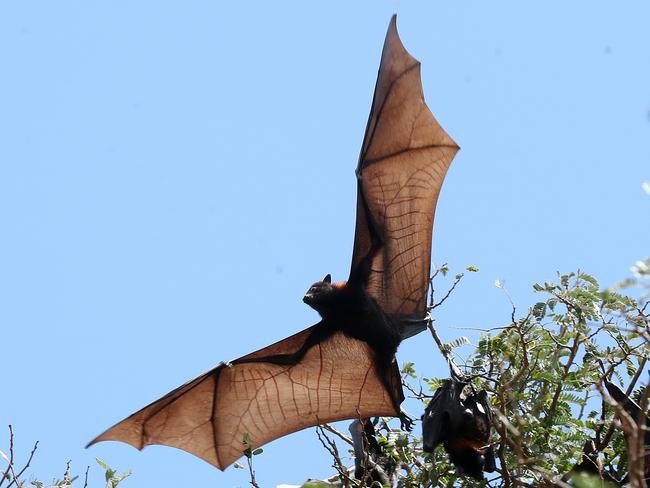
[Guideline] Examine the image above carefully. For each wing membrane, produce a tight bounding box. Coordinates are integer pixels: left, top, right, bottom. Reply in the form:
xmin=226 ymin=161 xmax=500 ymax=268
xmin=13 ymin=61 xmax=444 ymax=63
xmin=351 ymin=15 xmax=458 ymax=318
xmin=87 ymin=326 xmax=399 ymax=470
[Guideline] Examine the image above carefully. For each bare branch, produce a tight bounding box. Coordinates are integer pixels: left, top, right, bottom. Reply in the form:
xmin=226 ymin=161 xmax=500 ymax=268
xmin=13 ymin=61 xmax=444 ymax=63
xmin=316 ymin=425 xmax=354 ymax=487
xmin=429 ymin=272 xmax=463 ymax=312
xmin=321 ymin=423 xmax=354 ymax=446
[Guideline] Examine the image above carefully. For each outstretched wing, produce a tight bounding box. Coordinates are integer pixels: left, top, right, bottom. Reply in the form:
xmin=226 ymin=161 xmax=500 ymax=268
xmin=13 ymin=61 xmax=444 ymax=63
xmin=350 ymin=15 xmax=458 ymax=320
xmin=87 ymin=325 xmax=400 ymax=470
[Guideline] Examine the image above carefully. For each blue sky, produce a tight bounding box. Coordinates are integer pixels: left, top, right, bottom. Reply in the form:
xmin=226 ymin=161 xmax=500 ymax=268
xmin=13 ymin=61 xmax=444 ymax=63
xmin=1 ymin=2 xmax=649 ymax=487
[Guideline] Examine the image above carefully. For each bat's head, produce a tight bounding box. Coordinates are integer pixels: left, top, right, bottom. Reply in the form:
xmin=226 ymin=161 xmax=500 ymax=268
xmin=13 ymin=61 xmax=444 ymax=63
xmin=451 ymin=449 xmax=488 ymax=481
xmin=303 ymin=274 xmax=335 ymax=314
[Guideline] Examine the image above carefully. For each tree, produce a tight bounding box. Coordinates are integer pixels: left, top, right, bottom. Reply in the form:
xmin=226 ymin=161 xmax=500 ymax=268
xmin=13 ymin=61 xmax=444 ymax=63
xmin=3 ymin=265 xmax=648 ymax=487
xmin=292 ymin=266 xmax=649 ymax=488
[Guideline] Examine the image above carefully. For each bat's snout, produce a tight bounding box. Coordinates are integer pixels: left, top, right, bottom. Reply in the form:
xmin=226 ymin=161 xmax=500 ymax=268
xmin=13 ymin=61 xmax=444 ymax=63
xmin=302 ymin=294 xmax=313 ymax=304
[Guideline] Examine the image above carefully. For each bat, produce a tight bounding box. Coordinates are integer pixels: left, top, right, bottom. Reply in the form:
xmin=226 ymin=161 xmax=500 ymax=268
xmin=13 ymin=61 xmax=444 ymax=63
xmin=573 ymin=439 xmax=604 ymax=477
xmin=422 ymin=363 xmax=496 ymax=480
xmin=349 ymin=419 xmax=397 ymax=485
xmin=604 ymin=379 xmax=650 ymax=485
xmin=604 ymin=379 xmax=650 ymax=443
xmin=87 ymin=15 xmax=458 ymax=471
xmin=569 ymin=438 xmax=620 ymax=485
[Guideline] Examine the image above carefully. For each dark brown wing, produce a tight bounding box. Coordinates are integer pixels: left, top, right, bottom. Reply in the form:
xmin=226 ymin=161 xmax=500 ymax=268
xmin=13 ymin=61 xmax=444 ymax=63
xmin=350 ymin=15 xmax=458 ymax=319
xmin=87 ymin=325 xmax=400 ymax=470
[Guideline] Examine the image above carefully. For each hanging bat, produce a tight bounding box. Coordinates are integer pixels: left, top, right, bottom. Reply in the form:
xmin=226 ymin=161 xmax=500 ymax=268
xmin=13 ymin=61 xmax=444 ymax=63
xmin=569 ymin=438 xmax=620 ymax=485
xmin=422 ymin=363 xmax=496 ymax=480
xmin=604 ymin=379 xmax=650 ymax=485
xmin=349 ymin=418 xmax=398 ymax=484
xmin=604 ymin=379 xmax=650 ymax=443
xmin=87 ymin=15 xmax=458 ymax=471
xmin=572 ymin=439 xmax=604 ymax=477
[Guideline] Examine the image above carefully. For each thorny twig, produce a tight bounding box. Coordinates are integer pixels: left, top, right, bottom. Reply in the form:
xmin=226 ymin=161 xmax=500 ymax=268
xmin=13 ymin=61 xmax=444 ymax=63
xmin=426 ymin=320 xmax=451 ymax=362
xmin=321 ymin=423 xmax=354 ymax=446
xmin=402 ymin=378 xmax=428 ymax=401
xmin=316 ymin=425 xmax=354 ymax=488
xmin=503 ymin=315 xmax=531 ymax=391
xmin=1 ymin=426 xmax=39 ymax=488
xmin=429 ymin=269 xmax=464 ymax=312
xmin=246 ymin=454 xmax=260 ymax=488
xmin=546 ymin=330 xmax=582 ymax=421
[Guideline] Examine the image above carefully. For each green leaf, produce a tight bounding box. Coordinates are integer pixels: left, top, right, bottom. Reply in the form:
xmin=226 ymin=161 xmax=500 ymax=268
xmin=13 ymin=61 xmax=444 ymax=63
xmin=401 ymin=361 xmax=416 ymax=378
xmin=532 ymin=302 xmax=546 ymax=320
xmin=444 ymin=336 xmax=470 ymax=350
xmin=243 ymin=432 xmax=252 ymax=446
xmin=559 ymin=392 xmax=587 ymax=406
xmin=578 ymin=273 xmax=599 ymax=288
xmin=252 ymin=448 xmax=263 ymax=456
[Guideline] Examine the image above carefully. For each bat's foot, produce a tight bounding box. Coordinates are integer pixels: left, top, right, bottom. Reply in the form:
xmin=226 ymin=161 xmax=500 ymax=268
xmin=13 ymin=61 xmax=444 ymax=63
xmin=219 ymin=360 xmax=234 ymax=368
xmin=399 ymin=410 xmax=415 ymax=432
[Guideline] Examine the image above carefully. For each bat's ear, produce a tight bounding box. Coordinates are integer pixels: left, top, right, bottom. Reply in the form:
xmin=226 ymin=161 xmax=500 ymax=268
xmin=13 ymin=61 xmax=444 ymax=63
xmin=323 ymin=274 xmax=332 ymax=284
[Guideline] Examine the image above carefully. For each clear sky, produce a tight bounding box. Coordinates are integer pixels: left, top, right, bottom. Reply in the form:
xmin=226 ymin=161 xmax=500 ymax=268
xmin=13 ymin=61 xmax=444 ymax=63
xmin=1 ymin=2 xmax=649 ymax=487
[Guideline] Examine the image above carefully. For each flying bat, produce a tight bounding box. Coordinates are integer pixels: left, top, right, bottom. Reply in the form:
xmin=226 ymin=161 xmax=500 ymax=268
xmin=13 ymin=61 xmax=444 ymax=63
xmin=88 ymin=15 xmax=458 ymax=470
xmin=422 ymin=363 xmax=496 ymax=480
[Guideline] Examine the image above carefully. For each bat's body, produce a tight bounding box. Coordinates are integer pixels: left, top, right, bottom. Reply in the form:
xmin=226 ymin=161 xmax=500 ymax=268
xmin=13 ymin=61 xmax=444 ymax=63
xmin=88 ymin=15 xmax=458 ymax=471
xmin=249 ymin=275 xmax=405 ymax=413
xmin=422 ymin=370 xmax=496 ymax=480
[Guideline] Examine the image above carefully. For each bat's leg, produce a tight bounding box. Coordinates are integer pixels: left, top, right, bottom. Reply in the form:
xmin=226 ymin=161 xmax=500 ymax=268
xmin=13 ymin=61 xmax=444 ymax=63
xmin=371 ymin=355 xmax=408 ymax=429
xmin=372 ymin=358 xmax=414 ymax=431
